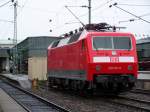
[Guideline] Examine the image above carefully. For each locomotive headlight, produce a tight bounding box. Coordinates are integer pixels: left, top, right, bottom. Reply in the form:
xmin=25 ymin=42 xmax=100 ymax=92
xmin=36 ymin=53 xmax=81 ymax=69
xmin=128 ymin=65 xmax=133 ymax=70
xmin=96 ymin=65 xmax=101 ymax=71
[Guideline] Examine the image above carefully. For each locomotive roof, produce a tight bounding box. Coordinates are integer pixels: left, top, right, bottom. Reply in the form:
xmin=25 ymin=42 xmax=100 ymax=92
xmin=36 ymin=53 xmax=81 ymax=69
xmin=61 ymin=23 xmax=132 ymax=40
xmin=79 ymin=30 xmax=134 ymax=40
xmin=48 ymin=23 xmax=134 ymax=49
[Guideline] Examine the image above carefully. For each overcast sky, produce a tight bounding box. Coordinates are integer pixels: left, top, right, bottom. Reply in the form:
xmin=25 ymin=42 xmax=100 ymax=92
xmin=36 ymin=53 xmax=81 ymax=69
xmin=0 ymin=0 xmax=150 ymax=43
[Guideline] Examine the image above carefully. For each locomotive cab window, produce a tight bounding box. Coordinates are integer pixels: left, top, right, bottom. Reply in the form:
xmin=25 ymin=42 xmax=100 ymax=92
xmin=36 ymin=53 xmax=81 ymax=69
xmin=68 ymin=32 xmax=82 ymax=44
xmin=113 ymin=37 xmax=131 ymax=50
xmin=93 ymin=36 xmax=131 ymax=50
xmin=57 ymin=37 xmax=70 ymax=47
xmin=51 ymin=40 xmax=60 ymax=48
xmin=93 ymin=37 xmax=112 ymax=50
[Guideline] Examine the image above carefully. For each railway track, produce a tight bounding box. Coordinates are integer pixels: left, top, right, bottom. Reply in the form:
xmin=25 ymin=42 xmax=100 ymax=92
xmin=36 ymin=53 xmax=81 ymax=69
xmin=107 ymin=95 xmax=150 ymax=112
xmin=130 ymin=89 xmax=150 ymax=96
xmin=37 ymin=81 xmax=150 ymax=111
xmin=0 ymin=80 xmax=70 ymax=112
xmin=1 ymin=74 xmax=149 ymax=112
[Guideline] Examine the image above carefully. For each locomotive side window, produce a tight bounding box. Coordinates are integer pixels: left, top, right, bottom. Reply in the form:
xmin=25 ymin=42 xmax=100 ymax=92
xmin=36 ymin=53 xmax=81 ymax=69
xmin=57 ymin=37 xmax=70 ymax=47
xmin=51 ymin=40 xmax=60 ymax=48
xmin=68 ymin=32 xmax=82 ymax=44
xmin=93 ymin=36 xmax=131 ymax=50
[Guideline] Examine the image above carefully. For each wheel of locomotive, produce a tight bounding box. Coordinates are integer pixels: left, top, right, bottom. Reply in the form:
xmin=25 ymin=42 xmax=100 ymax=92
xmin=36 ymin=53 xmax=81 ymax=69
xmin=60 ymin=79 xmax=66 ymax=89
xmin=48 ymin=77 xmax=53 ymax=88
xmin=78 ymin=81 xmax=93 ymax=96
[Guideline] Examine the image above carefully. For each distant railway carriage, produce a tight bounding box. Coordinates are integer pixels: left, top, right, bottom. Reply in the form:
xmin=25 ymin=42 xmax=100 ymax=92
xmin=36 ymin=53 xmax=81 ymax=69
xmin=137 ymin=38 xmax=150 ymax=71
xmin=138 ymin=59 xmax=150 ymax=71
xmin=47 ymin=23 xmax=138 ymax=94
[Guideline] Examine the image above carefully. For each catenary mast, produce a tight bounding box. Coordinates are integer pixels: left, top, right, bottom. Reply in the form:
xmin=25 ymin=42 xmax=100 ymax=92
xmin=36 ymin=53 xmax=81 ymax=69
xmin=11 ymin=0 xmax=18 ymax=74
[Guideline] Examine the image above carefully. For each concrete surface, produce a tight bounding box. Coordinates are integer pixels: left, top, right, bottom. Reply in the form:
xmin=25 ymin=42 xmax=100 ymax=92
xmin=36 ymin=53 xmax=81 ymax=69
xmin=0 ymin=105 xmax=3 ymax=112
xmin=1 ymin=74 xmax=31 ymax=89
xmin=0 ymin=88 xmax=27 ymax=112
xmin=138 ymin=73 xmax=150 ymax=80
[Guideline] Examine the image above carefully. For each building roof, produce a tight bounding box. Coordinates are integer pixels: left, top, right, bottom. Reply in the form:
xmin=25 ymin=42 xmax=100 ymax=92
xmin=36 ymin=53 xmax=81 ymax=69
xmin=136 ymin=37 xmax=150 ymax=44
xmin=16 ymin=36 xmax=60 ymax=57
xmin=0 ymin=44 xmax=14 ymax=48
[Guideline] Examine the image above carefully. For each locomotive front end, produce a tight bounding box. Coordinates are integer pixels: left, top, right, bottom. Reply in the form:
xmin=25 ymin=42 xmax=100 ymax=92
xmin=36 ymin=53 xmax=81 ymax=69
xmin=87 ymin=32 xmax=138 ymax=92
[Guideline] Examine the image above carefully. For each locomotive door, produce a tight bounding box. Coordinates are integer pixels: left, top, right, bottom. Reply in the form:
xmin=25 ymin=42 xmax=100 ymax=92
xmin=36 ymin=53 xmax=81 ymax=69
xmin=78 ymin=40 xmax=87 ymax=80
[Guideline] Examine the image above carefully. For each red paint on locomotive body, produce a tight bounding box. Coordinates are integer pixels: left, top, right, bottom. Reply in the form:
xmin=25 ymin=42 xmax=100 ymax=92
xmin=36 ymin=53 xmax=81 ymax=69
xmin=85 ymin=32 xmax=138 ymax=81
xmin=47 ymin=27 xmax=138 ymax=93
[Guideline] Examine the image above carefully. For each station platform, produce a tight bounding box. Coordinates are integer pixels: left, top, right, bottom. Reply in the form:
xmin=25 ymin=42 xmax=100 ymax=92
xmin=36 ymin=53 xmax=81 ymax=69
xmin=0 ymin=88 xmax=27 ymax=112
xmin=1 ymin=73 xmax=31 ymax=89
xmin=138 ymin=71 xmax=150 ymax=80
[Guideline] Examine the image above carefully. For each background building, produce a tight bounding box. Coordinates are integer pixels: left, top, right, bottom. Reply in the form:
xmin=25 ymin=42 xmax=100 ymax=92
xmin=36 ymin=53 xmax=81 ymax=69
xmin=136 ymin=37 xmax=150 ymax=61
xmin=136 ymin=37 xmax=150 ymax=70
xmin=0 ymin=44 xmax=13 ymax=73
xmin=16 ymin=36 xmax=60 ymax=80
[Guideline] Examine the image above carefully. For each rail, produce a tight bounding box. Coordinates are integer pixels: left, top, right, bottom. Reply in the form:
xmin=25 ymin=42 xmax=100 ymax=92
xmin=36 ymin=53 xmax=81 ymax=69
xmin=131 ymin=89 xmax=150 ymax=95
xmin=0 ymin=79 xmax=70 ymax=112
xmin=107 ymin=95 xmax=150 ymax=112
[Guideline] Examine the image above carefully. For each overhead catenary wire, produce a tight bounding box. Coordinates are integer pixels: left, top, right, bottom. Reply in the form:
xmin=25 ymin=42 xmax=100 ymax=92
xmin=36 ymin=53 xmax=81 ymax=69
xmin=64 ymin=5 xmax=88 ymax=8
xmin=0 ymin=19 xmax=13 ymax=23
xmin=139 ymin=13 xmax=150 ymax=17
xmin=77 ymin=0 xmax=114 ymax=19
xmin=53 ymin=0 xmax=114 ymax=31
xmin=117 ymin=3 xmax=150 ymax=7
xmin=65 ymin=6 xmax=85 ymax=27
xmin=119 ymin=12 xmax=150 ymax=23
xmin=0 ymin=1 xmax=10 ymax=8
xmin=110 ymin=3 xmax=150 ymax=24
xmin=66 ymin=0 xmax=114 ymax=25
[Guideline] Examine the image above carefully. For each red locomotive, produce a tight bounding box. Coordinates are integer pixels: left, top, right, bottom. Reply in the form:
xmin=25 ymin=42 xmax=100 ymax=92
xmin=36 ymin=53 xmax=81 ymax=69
xmin=47 ymin=23 xmax=138 ymax=94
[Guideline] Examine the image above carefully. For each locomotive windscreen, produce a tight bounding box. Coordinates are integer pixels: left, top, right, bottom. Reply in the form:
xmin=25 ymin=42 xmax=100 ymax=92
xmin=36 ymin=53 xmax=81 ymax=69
xmin=93 ymin=36 xmax=131 ymax=50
